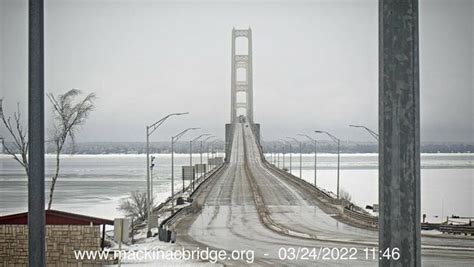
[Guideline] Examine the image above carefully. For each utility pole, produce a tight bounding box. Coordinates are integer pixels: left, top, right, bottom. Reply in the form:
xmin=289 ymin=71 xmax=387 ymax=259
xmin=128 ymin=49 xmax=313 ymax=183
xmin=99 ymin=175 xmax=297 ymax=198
xmin=278 ymin=140 xmax=286 ymax=170
xmin=145 ymin=112 xmax=188 ymax=237
xmin=28 ymin=0 xmax=45 ymax=264
xmin=208 ymin=139 xmax=219 ymax=170
xmin=171 ymin=127 xmax=198 ymax=212
xmin=380 ymin=0 xmax=421 ymax=265
xmin=200 ymin=135 xmax=215 ymax=175
xmin=349 ymin=125 xmax=378 ymax=140
xmin=190 ymin=134 xmax=210 ymax=190
xmin=280 ymin=140 xmax=292 ymax=174
xmin=286 ymin=137 xmax=303 ymax=179
xmin=314 ymin=131 xmax=340 ymax=199
xmin=299 ymin=134 xmax=318 ymax=187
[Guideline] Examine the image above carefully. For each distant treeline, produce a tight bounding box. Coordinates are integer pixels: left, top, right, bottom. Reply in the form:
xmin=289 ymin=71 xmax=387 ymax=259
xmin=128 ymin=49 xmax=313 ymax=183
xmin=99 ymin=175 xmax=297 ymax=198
xmin=263 ymin=141 xmax=473 ymax=154
xmin=1 ymin=141 xmax=472 ymax=154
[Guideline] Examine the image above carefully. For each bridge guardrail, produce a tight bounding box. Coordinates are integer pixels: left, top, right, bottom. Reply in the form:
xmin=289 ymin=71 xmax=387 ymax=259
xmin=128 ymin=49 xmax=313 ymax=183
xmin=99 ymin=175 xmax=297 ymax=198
xmin=160 ymin=163 xmax=227 ymax=229
xmin=265 ymin=161 xmax=341 ymax=205
xmin=438 ymin=225 xmax=474 ymax=236
xmin=267 ymin=161 xmax=379 ymax=227
xmin=257 ymin=139 xmax=379 ymax=228
xmin=343 ymin=207 xmax=378 ymax=226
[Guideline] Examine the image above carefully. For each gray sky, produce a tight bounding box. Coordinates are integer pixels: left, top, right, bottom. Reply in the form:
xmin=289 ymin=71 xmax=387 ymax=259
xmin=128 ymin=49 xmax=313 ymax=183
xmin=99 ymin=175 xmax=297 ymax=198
xmin=1 ymin=0 xmax=473 ymax=143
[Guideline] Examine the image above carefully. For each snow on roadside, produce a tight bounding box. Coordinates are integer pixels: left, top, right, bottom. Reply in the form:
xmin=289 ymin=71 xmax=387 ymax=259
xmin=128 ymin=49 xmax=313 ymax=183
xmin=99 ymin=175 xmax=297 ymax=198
xmin=105 ymin=228 xmax=219 ymax=266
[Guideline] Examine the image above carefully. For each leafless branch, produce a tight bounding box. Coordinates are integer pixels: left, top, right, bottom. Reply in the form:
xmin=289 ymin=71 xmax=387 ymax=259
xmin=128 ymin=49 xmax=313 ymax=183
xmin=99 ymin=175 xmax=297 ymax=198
xmin=0 ymin=98 xmax=29 ymax=176
xmin=47 ymin=89 xmax=96 ymax=209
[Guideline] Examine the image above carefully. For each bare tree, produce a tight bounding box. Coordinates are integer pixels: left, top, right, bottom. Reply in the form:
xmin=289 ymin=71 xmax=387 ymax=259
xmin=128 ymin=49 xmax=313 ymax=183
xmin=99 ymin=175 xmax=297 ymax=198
xmin=0 ymin=98 xmax=29 ymax=176
xmin=118 ymin=191 xmax=154 ymax=224
xmin=339 ymin=188 xmax=352 ymax=203
xmin=47 ymin=89 xmax=96 ymax=210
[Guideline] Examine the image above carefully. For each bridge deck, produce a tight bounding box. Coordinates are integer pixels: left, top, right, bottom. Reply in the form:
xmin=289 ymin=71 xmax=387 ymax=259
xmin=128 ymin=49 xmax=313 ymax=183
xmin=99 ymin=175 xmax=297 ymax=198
xmin=174 ymin=122 xmax=474 ymax=265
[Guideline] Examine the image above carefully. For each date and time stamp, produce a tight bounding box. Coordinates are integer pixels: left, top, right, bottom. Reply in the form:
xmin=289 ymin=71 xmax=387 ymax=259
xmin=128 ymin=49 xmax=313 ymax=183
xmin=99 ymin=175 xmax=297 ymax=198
xmin=272 ymin=247 xmax=401 ymax=261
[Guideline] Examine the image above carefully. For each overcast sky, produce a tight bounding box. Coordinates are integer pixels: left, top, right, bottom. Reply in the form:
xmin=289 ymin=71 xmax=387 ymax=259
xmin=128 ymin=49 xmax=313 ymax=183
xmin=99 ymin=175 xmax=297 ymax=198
xmin=1 ymin=0 xmax=472 ymax=143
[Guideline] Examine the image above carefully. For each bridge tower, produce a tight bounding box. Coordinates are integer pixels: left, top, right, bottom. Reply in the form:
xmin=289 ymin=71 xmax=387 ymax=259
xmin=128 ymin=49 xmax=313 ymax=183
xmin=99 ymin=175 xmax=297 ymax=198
xmin=230 ymin=28 xmax=254 ymax=123
xmin=226 ymin=28 xmax=260 ymax=162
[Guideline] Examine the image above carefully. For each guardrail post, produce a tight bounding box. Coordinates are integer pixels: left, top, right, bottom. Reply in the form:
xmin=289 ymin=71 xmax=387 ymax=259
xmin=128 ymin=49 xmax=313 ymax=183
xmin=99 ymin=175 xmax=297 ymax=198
xmin=379 ymin=0 xmax=421 ymax=266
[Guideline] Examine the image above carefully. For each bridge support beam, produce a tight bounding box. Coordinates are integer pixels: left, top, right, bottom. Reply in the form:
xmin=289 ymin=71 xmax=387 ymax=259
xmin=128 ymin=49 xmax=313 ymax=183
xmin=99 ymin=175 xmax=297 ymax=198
xmin=379 ymin=0 xmax=421 ymax=266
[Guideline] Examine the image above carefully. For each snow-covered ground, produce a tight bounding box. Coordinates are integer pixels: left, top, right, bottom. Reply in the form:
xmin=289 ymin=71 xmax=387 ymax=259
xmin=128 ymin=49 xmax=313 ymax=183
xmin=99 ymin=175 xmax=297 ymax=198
xmin=104 ymin=227 xmax=219 ymax=266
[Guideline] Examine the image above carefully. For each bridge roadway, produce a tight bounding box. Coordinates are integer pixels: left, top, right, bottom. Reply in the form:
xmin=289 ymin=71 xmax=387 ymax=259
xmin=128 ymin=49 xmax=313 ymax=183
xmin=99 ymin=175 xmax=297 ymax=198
xmin=174 ymin=122 xmax=474 ymax=266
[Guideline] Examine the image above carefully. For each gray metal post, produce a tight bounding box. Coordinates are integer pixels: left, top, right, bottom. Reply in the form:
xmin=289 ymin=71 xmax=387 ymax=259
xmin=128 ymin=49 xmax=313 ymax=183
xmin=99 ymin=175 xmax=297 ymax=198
xmin=171 ymin=137 xmax=175 ymax=211
xmin=200 ymin=141 xmax=203 ymax=176
xmin=286 ymin=137 xmax=301 ymax=177
xmin=299 ymin=143 xmax=302 ymax=179
xmin=190 ymin=141 xmax=192 ymax=166
xmin=289 ymin=144 xmax=292 ymax=173
xmin=28 ymin=0 xmax=45 ymax=265
xmin=282 ymin=144 xmax=285 ymax=169
xmin=314 ymin=131 xmax=340 ymax=198
xmin=150 ymin=161 xmax=153 ymax=201
xmin=146 ymin=127 xmax=151 ymax=237
xmin=314 ymin=140 xmax=317 ymax=186
xmin=207 ymin=143 xmax=209 ymax=171
xmin=189 ymin=140 xmax=193 ymax=189
xmin=298 ymin=135 xmax=318 ymax=186
xmin=379 ymin=0 xmax=421 ymax=266
xmin=277 ymin=151 xmax=280 ymax=168
xmin=336 ymin=140 xmax=340 ymax=199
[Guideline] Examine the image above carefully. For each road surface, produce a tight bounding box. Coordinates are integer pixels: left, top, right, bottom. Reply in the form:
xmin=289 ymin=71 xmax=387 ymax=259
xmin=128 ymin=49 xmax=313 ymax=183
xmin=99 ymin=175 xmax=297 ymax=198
xmin=174 ymin=123 xmax=474 ymax=266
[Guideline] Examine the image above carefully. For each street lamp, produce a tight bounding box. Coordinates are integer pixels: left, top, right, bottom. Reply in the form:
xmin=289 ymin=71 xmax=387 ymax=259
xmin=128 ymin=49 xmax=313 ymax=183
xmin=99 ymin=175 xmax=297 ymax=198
xmin=276 ymin=143 xmax=280 ymax=168
xmin=145 ymin=112 xmax=187 ymax=237
xmin=208 ymin=139 xmax=219 ymax=170
xmin=190 ymin=134 xmax=210 ymax=190
xmin=270 ymin=142 xmax=274 ymax=165
xmin=315 ymin=130 xmax=341 ymax=199
xmin=201 ymin=135 xmax=215 ymax=174
xmin=286 ymin=137 xmax=303 ymax=179
xmin=281 ymin=140 xmax=293 ymax=174
xmin=299 ymin=134 xmax=318 ymax=187
xmin=349 ymin=125 xmax=379 ymax=140
xmin=278 ymin=140 xmax=286 ymax=170
xmin=267 ymin=141 xmax=275 ymax=164
xmin=171 ymin=127 xmax=199 ymax=211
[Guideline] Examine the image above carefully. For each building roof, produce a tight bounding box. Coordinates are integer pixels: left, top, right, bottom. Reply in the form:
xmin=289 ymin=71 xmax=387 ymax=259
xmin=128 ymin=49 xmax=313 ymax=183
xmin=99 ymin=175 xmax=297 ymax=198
xmin=0 ymin=210 xmax=114 ymax=225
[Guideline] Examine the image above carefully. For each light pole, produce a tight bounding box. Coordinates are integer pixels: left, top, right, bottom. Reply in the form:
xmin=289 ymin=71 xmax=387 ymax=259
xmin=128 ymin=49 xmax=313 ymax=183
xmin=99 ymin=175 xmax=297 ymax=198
xmin=214 ymin=140 xmax=223 ymax=159
xmin=349 ymin=125 xmax=379 ymax=140
xmin=299 ymin=134 xmax=318 ymax=187
xmin=268 ymin=142 xmax=272 ymax=163
xmin=286 ymin=137 xmax=303 ymax=179
xmin=205 ymin=137 xmax=217 ymax=172
xmin=278 ymin=140 xmax=287 ymax=170
xmin=281 ymin=140 xmax=292 ymax=174
xmin=150 ymin=156 xmax=155 ymax=201
xmin=208 ymin=139 xmax=219 ymax=170
xmin=146 ymin=112 xmax=188 ymax=237
xmin=200 ymin=135 xmax=215 ymax=176
xmin=277 ymin=144 xmax=280 ymax=168
xmin=171 ymin=127 xmax=198 ymax=211
xmin=190 ymin=134 xmax=210 ymax=190
xmin=315 ymin=130 xmax=341 ymax=199
xmin=273 ymin=142 xmax=277 ymax=165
